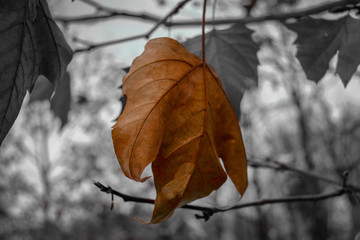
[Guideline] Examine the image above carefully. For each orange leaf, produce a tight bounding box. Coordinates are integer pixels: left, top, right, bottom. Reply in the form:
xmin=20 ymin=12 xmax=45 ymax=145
xmin=112 ymin=37 xmax=248 ymax=223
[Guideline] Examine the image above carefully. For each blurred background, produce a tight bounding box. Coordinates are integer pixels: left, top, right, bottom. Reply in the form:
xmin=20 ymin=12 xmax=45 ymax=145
xmin=1 ymin=0 xmax=360 ymax=239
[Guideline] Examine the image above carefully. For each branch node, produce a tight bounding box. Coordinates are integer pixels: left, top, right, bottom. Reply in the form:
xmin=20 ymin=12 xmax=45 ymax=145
xmin=194 ymin=209 xmax=214 ymax=221
xmin=109 ymin=187 xmax=115 ymax=210
xmin=93 ymin=181 xmax=116 ymax=210
xmin=93 ymin=181 xmax=107 ymax=192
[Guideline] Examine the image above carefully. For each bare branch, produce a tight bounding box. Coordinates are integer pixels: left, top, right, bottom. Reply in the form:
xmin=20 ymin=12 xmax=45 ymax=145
xmin=55 ymin=0 xmax=160 ymax=24
xmin=94 ymin=180 xmax=358 ymax=221
xmin=79 ymin=0 xmax=159 ymax=22
xmin=248 ymin=158 xmax=360 ymax=192
xmin=248 ymin=159 xmax=340 ymax=185
xmin=219 ymin=189 xmax=346 ymax=211
xmin=166 ymin=0 xmax=360 ymax=26
xmin=73 ymin=34 xmax=146 ymax=53
xmin=146 ymin=0 xmax=190 ymax=38
xmin=55 ymin=13 xmax=160 ymax=24
xmin=74 ymin=0 xmax=191 ymax=53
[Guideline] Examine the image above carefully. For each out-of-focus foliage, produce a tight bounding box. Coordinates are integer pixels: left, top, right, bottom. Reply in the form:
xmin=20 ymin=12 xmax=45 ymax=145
xmin=30 ymin=73 xmax=72 ymax=127
xmin=240 ymin=20 xmax=360 ymax=239
xmin=183 ymin=23 xmax=259 ymax=117
xmin=0 ymin=0 xmax=72 ymax=146
xmin=287 ymin=16 xmax=360 ymax=85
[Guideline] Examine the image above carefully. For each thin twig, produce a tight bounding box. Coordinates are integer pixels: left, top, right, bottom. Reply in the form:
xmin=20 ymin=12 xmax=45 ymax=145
xmin=146 ymin=0 xmax=191 ymax=38
xmin=248 ymin=158 xmax=360 ymax=192
xmin=220 ymin=189 xmax=346 ymax=211
xmin=54 ymin=12 xmax=160 ymax=24
xmin=74 ymin=33 xmax=146 ymax=53
xmin=93 ymin=180 xmax=357 ymax=221
xmin=55 ymin=0 xmax=160 ymax=23
xmin=248 ymin=159 xmax=339 ymax=185
xmin=79 ymin=0 xmax=160 ymax=23
xmin=74 ymin=0 xmax=190 ymax=53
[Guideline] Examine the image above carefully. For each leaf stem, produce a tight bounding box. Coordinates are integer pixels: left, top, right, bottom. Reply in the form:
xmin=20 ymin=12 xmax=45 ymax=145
xmin=202 ymin=0 xmax=207 ymax=63
xmin=212 ymin=0 xmax=218 ymax=31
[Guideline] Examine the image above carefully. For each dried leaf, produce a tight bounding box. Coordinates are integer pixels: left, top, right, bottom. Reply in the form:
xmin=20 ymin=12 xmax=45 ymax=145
xmin=112 ymin=38 xmax=248 ymax=223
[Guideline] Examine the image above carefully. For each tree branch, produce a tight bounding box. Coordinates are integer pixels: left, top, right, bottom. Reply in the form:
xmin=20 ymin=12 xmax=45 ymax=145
xmin=73 ymin=0 xmax=191 ymax=53
xmin=73 ymin=33 xmax=146 ymax=53
xmin=56 ymin=0 xmax=360 ymax=26
xmin=248 ymin=158 xmax=360 ymax=192
xmin=146 ymin=0 xmax=190 ymax=37
xmin=71 ymin=0 xmax=360 ymax=53
xmin=94 ymin=179 xmax=358 ymax=221
xmin=165 ymin=0 xmax=360 ymax=26
xmin=248 ymin=159 xmax=338 ymax=184
xmin=55 ymin=12 xmax=160 ymax=24
xmin=55 ymin=0 xmax=160 ymax=24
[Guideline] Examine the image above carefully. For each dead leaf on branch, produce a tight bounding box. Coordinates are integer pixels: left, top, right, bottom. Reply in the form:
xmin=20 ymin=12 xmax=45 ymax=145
xmin=112 ymin=37 xmax=248 ymax=223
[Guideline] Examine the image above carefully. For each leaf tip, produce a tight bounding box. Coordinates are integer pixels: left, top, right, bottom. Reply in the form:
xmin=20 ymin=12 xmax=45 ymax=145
xmin=138 ymin=176 xmax=151 ymax=183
